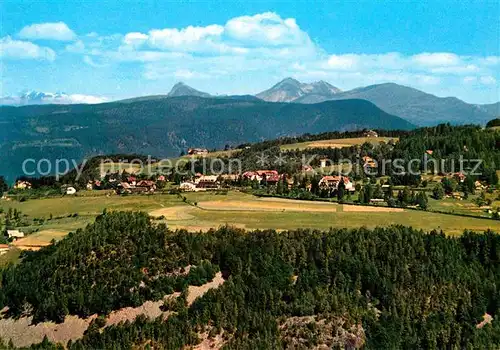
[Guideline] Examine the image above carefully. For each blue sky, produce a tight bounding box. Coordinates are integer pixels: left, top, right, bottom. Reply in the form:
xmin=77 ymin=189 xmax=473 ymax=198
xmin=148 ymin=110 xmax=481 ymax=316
xmin=1 ymin=0 xmax=499 ymax=103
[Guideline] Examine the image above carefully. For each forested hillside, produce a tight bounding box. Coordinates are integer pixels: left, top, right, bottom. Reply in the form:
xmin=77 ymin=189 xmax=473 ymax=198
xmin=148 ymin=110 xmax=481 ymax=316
xmin=185 ymin=124 xmax=499 ymax=185
xmin=0 ymin=96 xmax=413 ymax=181
xmin=0 ymin=212 xmax=498 ymax=349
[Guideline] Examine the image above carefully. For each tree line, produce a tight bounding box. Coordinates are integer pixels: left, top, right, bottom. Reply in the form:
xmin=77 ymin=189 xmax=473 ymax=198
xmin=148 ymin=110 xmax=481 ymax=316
xmin=0 ymin=212 xmax=498 ymax=349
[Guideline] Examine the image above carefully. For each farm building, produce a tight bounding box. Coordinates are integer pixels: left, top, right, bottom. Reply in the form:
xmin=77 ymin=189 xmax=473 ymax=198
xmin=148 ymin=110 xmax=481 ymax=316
xmin=453 ymin=172 xmax=466 ymax=183
xmin=194 ymin=175 xmax=218 ymax=184
xmin=318 ymin=176 xmax=355 ymax=192
xmin=180 ymin=182 xmax=197 ymax=191
xmin=188 ymin=148 xmax=209 ymax=156
xmin=0 ymin=244 xmax=9 ymax=255
xmin=220 ymin=174 xmax=239 ymax=182
xmin=7 ymin=230 xmax=24 ymax=239
xmin=13 ymin=181 xmax=32 ymax=190
xmin=319 ymin=158 xmax=329 ymax=168
xmin=136 ymin=180 xmax=156 ymax=191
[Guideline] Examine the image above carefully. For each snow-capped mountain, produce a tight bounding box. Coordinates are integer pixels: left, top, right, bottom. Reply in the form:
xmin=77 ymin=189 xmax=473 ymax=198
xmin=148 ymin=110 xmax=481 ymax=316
xmin=0 ymin=90 xmax=109 ymax=106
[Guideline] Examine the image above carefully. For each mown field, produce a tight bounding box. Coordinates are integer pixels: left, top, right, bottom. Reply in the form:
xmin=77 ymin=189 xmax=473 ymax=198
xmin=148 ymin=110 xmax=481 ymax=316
xmin=1 ymin=191 xmax=498 ymax=251
xmin=280 ymin=137 xmax=398 ymax=151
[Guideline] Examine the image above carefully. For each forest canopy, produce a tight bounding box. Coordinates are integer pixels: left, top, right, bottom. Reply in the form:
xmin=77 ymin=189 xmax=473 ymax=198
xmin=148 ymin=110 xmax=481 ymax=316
xmin=0 ymin=212 xmax=498 ymax=349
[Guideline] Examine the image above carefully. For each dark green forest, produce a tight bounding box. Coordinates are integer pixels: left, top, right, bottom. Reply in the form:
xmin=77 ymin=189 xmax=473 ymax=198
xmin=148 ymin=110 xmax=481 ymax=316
xmin=1 ymin=212 xmax=499 ymax=349
xmin=0 ymin=96 xmax=414 ymax=181
xmin=187 ymin=124 xmax=499 ymax=185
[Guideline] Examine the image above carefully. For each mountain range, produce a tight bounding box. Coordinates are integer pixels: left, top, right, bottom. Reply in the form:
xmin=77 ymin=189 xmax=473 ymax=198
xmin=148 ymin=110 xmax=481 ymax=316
xmin=0 ymin=91 xmax=109 ymax=105
xmin=253 ymin=78 xmax=498 ymax=126
xmin=3 ymin=79 xmax=497 ymax=127
xmin=0 ymin=96 xmax=413 ymax=181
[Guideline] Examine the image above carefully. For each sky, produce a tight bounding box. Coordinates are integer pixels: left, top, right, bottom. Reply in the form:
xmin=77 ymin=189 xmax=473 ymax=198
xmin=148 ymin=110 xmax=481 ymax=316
xmin=1 ymin=0 xmax=499 ymax=104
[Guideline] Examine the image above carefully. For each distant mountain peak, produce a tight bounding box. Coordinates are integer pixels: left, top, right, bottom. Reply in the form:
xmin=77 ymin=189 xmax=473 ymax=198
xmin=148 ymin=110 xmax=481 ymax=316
xmin=0 ymin=90 xmax=108 ymax=105
xmin=167 ymin=82 xmax=210 ymax=98
xmin=256 ymin=78 xmax=342 ymax=103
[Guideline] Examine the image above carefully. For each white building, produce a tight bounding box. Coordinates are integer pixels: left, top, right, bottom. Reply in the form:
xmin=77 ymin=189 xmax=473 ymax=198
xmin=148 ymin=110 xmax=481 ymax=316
xmin=7 ymin=230 xmax=24 ymax=239
xmin=180 ymin=182 xmax=197 ymax=191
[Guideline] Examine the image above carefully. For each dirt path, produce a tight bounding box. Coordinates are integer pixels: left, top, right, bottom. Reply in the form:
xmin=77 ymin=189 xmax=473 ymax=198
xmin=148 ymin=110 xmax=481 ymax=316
xmin=342 ymin=205 xmax=404 ymax=212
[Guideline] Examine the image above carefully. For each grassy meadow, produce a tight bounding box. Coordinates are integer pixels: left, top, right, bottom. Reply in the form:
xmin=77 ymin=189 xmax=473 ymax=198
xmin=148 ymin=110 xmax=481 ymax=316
xmin=280 ymin=137 xmax=398 ymax=151
xmin=1 ymin=191 xmax=498 ymax=251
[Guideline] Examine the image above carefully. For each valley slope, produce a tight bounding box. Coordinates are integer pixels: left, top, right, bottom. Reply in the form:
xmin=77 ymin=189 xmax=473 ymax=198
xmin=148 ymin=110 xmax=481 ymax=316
xmin=0 ymin=96 xmax=414 ymax=181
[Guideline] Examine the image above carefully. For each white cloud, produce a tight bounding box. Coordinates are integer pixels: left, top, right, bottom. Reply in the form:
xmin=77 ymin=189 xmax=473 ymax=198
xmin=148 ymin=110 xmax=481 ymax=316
xmin=480 ymin=56 xmax=500 ymax=66
xmin=65 ymin=40 xmax=85 ymax=53
xmin=430 ymin=64 xmax=478 ymax=74
xmin=224 ymin=12 xmax=311 ymax=47
xmin=2 ymin=12 xmax=497 ymax=103
xmin=119 ymin=12 xmax=314 ymax=56
xmin=173 ymin=69 xmax=210 ymax=80
xmin=415 ymin=75 xmax=441 ymax=85
xmin=463 ymin=76 xmax=477 ymax=84
xmin=480 ymin=76 xmax=496 ymax=85
xmin=148 ymin=25 xmax=223 ymax=51
xmin=18 ymin=22 xmax=76 ymax=41
xmin=83 ymin=55 xmax=107 ymax=68
xmin=327 ymin=55 xmax=359 ymax=70
xmin=123 ymin=32 xmax=149 ymax=47
xmin=66 ymin=94 xmax=109 ymax=104
xmin=412 ymin=52 xmax=461 ymax=67
xmin=0 ymin=36 xmax=56 ymax=61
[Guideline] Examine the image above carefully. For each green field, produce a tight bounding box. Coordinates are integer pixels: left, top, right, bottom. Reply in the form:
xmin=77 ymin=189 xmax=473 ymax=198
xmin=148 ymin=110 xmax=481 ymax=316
xmin=1 ymin=191 xmax=498 ymax=248
xmin=280 ymin=137 xmax=398 ymax=151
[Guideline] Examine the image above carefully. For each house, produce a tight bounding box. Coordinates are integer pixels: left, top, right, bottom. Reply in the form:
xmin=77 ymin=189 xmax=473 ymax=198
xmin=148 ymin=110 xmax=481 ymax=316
xmin=220 ymin=174 xmax=239 ymax=182
xmin=454 ymin=172 xmax=466 ymax=183
xmin=194 ymin=175 xmax=218 ymax=184
xmin=266 ymin=174 xmax=282 ymax=185
xmin=118 ymin=182 xmax=136 ymax=194
xmin=66 ymin=186 xmax=77 ymax=195
xmin=242 ymin=170 xmax=279 ymax=183
xmin=318 ymin=176 xmax=355 ymax=192
xmin=242 ymin=171 xmax=260 ymax=181
xmin=319 ymin=158 xmax=329 ymax=168
xmin=157 ymin=175 xmax=166 ymax=182
xmin=256 ymin=170 xmax=278 ymax=178
xmin=86 ymin=181 xmax=93 ymax=190
xmin=0 ymin=244 xmax=9 ymax=255
xmin=363 ymin=130 xmax=378 ymax=138
xmin=127 ymin=176 xmax=137 ymax=186
xmin=188 ymin=148 xmax=209 ymax=156
xmin=475 ymin=180 xmax=486 ymax=191
xmin=370 ymin=198 xmax=385 ymax=203
xmin=196 ymin=181 xmax=219 ymax=190
xmin=7 ymin=230 xmax=24 ymax=239
xmin=302 ymin=165 xmax=313 ymax=172
xmin=180 ymin=182 xmax=197 ymax=191
xmin=451 ymin=192 xmax=462 ymax=199
xmin=14 ymin=181 xmax=31 ymax=190
xmin=119 ymin=182 xmax=132 ymax=189
xmin=425 ymin=150 xmax=434 ymax=155
xmin=136 ymin=180 xmax=156 ymax=192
